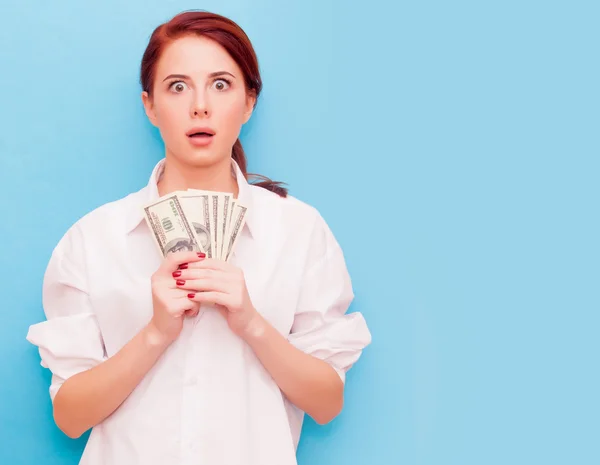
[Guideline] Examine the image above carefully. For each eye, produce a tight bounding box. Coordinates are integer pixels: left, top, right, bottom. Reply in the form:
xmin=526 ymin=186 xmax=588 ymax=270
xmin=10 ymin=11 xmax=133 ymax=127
xmin=169 ymin=81 xmax=189 ymax=93
xmin=212 ymin=78 xmax=231 ymax=91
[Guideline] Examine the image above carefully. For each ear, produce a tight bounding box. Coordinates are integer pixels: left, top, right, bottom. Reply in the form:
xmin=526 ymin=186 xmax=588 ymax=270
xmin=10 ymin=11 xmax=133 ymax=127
xmin=242 ymin=90 xmax=257 ymax=124
xmin=141 ymin=91 xmax=158 ymax=127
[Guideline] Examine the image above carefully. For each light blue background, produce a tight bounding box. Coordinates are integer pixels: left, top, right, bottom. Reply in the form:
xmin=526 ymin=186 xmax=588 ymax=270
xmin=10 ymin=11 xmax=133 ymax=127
xmin=1 ymin=0 xmax=598 ymax=464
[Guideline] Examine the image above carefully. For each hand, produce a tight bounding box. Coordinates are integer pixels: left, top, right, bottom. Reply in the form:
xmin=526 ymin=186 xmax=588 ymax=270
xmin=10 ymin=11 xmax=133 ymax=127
xmin=173 ymin=257 xmax=264 ymax=339
xmin=149 ymin=251 xmax=206 ymax=345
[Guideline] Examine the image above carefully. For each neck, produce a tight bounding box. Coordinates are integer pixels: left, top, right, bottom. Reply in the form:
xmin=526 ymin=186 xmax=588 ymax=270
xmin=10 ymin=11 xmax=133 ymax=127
xmin=157 ymin=152 xmax=239 ymax=198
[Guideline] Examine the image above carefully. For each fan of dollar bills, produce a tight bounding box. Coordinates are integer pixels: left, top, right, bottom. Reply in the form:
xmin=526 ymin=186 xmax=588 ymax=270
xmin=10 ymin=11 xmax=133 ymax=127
xmin=143 ymin=190 xmax=248 ymax=261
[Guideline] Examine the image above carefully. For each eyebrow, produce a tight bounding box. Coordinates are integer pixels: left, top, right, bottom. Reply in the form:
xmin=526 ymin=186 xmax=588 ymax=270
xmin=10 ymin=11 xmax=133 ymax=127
xmin=162 ymin=71 xmax=236 ymax=82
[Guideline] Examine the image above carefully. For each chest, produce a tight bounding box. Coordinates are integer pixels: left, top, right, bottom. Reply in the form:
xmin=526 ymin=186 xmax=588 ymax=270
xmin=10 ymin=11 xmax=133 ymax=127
xmin=86 ymin=225 xmax=305 ymax=355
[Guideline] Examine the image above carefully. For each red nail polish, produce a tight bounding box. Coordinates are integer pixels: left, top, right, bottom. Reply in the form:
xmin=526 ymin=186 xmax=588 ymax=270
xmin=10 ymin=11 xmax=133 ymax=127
xmin=187 ymin=293 xmax=196 ymax=299
xmin=179 ymin=263 xmax=188 ymax=270
xmin=176 ymin=279 xmax=186 ymax=286
xmin=172 ymin=270 xmax=182 ymax=277
xmin=197 ymin=252 xmax=206 ymax=259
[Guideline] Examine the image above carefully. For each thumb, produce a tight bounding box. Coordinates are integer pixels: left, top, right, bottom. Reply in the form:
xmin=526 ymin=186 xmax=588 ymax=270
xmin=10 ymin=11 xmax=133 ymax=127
xmin=184 ymin=307 xmax=200 ymax=318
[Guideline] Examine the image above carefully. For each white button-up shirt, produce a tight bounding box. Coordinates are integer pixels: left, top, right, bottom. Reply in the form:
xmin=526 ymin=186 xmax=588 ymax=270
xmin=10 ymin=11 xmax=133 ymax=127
xmin=26 ymin=158 xmax=371 ymax=465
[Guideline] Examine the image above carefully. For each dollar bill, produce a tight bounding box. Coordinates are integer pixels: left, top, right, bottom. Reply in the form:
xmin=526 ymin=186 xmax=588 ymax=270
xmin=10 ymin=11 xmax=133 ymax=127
xmin=176 ymin=190 xmax=212 ymax=257
xmin=223 ymin=199 xmax=236 ymax=258
xmin=143 ymin=194 xmax=203 ymax=256
xmin=219 ymin=194 xmax=233 ymax=259
xmin=144 ymin=189 xmax=247 ymax=261
xmin=223 ymin=203 xmax=248 ymax=261
xmin=210 ymin=193 xmax=219 ymax=259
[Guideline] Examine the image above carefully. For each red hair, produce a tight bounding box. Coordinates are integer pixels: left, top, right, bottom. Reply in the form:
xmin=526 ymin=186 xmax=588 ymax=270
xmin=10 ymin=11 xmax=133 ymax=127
xmin=140 ymin=10 xmax=287 ymax=197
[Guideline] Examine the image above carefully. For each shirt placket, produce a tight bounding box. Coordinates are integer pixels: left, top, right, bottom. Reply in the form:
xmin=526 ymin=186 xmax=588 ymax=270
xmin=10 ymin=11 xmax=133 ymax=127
xmin=179 ymin=317 xmax=203 ymax=464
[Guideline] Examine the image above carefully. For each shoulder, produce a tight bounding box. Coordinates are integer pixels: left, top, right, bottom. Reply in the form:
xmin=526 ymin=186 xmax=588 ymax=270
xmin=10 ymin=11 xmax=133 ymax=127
xmin=249 ymin=183 xmax=323 ymax=227
xmin=52 ymin=186 xmax=147 ymax=256
xmin=79 ymin=188 xmax=143 ymax=230
xmin=249 ymin=184 xmax=338 ymax=255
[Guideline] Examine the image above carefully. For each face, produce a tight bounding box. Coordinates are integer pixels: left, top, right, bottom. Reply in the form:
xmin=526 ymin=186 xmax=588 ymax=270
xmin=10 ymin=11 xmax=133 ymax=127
xmin=142 ymin=35 xmax=256 ymax=168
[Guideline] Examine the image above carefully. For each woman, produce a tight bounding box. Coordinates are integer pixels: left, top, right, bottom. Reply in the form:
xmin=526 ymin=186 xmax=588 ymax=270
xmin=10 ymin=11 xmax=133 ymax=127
xmin=27 ymin=10 xmax=371 ymax=465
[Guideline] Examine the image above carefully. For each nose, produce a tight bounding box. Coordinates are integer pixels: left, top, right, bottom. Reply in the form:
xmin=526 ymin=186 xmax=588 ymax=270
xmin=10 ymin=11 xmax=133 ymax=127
xmin=191 ymin=89 xmax=210 ymax=118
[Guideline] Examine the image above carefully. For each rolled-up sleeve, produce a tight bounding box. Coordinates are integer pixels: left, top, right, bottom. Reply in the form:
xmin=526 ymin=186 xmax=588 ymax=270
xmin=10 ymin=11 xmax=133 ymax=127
xmin=288 ymin=213 xmax=371 ymax=383
xmin=26 ymin=225 xmax=107 ymax=401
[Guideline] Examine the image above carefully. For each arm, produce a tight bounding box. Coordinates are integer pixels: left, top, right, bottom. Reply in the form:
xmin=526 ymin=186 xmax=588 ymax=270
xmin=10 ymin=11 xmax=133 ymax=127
xmin=184 ymin=214 xmax=371 ymax=425
xmin=52 ymin=322 xmax=169 ymax=438
xmin=26 ymin=227 xmax=203 ymax=438
xmin=242 ymin=314 xmax=344 ymax=424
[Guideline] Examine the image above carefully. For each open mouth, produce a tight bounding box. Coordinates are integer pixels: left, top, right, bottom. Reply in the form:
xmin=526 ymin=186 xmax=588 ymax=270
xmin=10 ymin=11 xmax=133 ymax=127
xmin=188 ymin=131 xmax=214 ymax=138
xmin=186 ymin=128 xmax=215 ymax=139
xmin=186 ymin=127 xmax=216 ymax=146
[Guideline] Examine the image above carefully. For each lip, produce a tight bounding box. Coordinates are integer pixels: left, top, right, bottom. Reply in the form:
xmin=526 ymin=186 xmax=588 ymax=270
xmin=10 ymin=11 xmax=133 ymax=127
xmin=186 ymin=127 xmax=216 ymax=137
xmin=186 ymin=126 xmax=215 ymax=148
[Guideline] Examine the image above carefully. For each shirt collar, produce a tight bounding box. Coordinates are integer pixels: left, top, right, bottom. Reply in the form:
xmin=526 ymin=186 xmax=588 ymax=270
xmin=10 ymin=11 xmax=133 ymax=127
xmin=125 ymin=158 xmax=257 ymax=238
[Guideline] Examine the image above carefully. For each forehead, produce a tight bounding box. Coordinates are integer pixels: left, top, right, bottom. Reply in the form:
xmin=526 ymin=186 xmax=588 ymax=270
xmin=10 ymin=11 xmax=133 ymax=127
xmin=156 ymin=35 xmax=240 ymax=79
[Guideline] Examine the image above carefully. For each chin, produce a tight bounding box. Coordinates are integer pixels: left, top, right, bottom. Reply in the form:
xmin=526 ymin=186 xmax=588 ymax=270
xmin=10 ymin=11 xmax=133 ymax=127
xmin=177 ymin=149 xmax=227 ymax=168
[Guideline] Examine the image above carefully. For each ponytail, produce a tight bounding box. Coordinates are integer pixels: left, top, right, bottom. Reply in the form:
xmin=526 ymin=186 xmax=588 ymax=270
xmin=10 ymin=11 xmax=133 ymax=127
xmin=232 ymin=139 xmax=288 ymax=197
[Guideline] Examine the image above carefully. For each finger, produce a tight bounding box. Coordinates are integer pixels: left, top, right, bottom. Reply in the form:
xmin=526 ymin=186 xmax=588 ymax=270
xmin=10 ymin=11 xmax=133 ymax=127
xmin=185 ymin=258 xmax=233 ymax=272
xmin=172 ymin=288 xmax=200 ymax=299
xmin=187 ymin=291 xmax=231 ymax=308
xmin=163 ymin=251 xmax=207 ymax=273
xmin=170 ymin=295 xmax=200 ymax=316
xmin=176 ymin=278 xmax=231 ymax=294
xmin=153 ymin=273 xmax=178 ymax=290
xmin=172 ymin=268 xmax=230 ymax=282
xmin=159 ymin=268 xmax=227 ymax=293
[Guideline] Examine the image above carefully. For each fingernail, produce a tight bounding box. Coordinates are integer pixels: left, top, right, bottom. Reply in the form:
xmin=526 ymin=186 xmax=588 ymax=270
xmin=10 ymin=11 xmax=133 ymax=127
xmin=197 ymin=252 xmax=206 ymax=259
xmin=179 ymin=263 xmax=188 ymax=270
xmin=187 ymin=293 xmax=196 ymax=299
xmin=176 ymin=279 xmax=186 ymax=286
xmin=172 ymin=271 xmax=182 ymax=277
